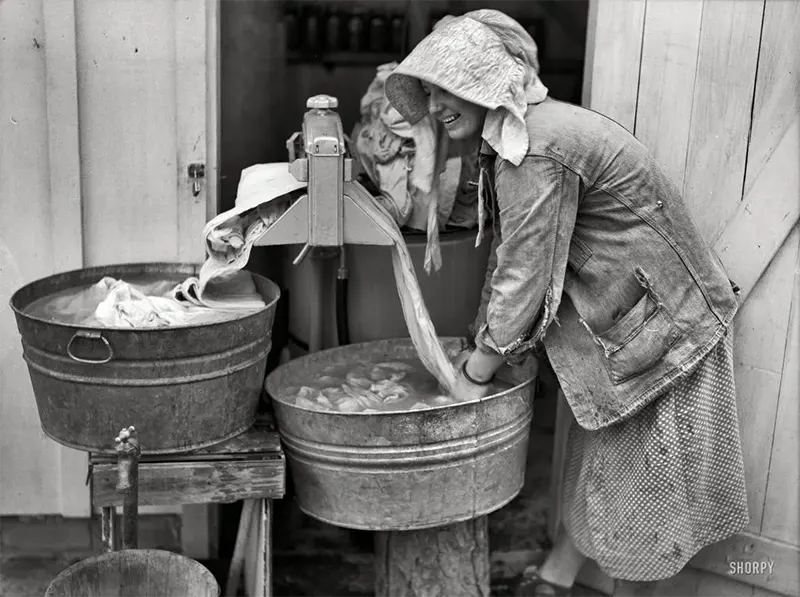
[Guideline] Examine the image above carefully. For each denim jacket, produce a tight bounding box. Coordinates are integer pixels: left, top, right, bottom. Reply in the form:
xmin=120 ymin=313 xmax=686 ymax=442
xmin=472 ymin=98 xmax=739 ymax=430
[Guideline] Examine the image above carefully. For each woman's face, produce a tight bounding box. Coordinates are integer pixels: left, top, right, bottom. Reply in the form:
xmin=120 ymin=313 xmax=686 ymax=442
xmin=422 ymin=82 xmax=487 ymax=142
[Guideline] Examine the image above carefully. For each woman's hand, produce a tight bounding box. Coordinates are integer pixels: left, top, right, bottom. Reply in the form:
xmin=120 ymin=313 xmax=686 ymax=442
xmin=451 ymin=349 xmax=472 ymax=371
xmin=448 ymin=349 xmax=494 ymax=402
xmin=452 ymin=372 xmax=493 ymax=401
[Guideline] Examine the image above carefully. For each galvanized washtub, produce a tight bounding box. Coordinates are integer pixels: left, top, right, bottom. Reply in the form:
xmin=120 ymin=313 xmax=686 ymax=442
xmin=265 ymin=337 xmax=536 ymax=531
xmin=10 ymin=263 xmax=279 ymax=455
xmin=45 ymin=549 xmax=219 ymax=596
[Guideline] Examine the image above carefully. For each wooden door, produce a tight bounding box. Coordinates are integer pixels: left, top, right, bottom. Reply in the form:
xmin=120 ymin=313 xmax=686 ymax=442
xmin=0 ymin=0 xmax=217 ymax=516
xmin=549 ymin=0 xmax=800 ymax=595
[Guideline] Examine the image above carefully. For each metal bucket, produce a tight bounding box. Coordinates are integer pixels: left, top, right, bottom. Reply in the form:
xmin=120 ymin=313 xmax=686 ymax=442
xmin=10 ymin=263 xmax=279 ymax=455
xmin=44 ymin=549 xmax=219 ymax=596
xmin=265 ymin=338 xmax=536 ymax=531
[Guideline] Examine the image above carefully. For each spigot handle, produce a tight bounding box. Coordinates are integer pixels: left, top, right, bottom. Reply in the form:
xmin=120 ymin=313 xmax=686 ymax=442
xmin=114 ymin=426 xmax=140 ymax=551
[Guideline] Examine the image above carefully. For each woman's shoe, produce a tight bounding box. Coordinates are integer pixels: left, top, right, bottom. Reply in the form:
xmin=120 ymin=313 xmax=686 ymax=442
xmin=515 ymin=569 xmax=572 ymax=597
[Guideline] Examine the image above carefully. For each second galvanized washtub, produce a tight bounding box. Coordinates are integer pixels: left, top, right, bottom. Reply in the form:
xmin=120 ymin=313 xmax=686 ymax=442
xmin=10 ymin=263 xmax=279 ymax=455
xmin=265 ymin=338 xmax=536 ymax=531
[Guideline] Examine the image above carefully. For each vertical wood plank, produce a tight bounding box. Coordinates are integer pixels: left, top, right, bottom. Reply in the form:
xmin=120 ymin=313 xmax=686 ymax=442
xmin=742 ymin=0 xmax=800 ymax=197
xmin=680 ymin=0 xmax=764 ymax=241
xmin=42 ymin=0 xmax=84 ymax=273
xmin=714 ymin=0 xmax=800 ymax=298
xmin=76 ymin=0 xmax=180 ymax=266
xmin=175 ymin=0 xmax=211 ymax=263
xmin=0 ymin=0 xmax=68 ymax=516
xmin=42 ymin=0 xmax=91 ymax=518
xmin=731 ymin=230 xmax=798 ymax=534
xmin=633 ymin=0 xmax=703 ymax=188
xmin=205 ymin=0 xmax=220 ymax=220
xmin=760 ymin=229 xmax=800 ymax=543
xmin=581 ymin=0 xmax=646 ymax=130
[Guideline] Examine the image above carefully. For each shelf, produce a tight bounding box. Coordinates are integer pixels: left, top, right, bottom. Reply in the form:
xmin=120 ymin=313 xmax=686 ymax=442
xmin=287 ymin=52 xmax=582 ymax=76
xmin=287 ymin=51 xmax=403 ymax=66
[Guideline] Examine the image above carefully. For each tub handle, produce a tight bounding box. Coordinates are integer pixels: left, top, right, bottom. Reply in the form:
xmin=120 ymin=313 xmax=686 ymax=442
xmin=67 ymin=330 xmax=114 ymax=364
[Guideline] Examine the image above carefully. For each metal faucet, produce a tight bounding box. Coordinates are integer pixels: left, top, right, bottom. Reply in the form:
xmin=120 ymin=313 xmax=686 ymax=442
xmin=255 ymin=94 xmax=394 ymax=262
xmin=114 ymin=426 xmax=140 ymax=550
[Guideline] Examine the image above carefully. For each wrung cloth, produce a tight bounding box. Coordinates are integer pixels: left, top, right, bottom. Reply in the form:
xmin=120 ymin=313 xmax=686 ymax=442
xmin=223 ymin=163 xmax=460 ymax=396
xmin=84 ymin=165 xmax=302 ymax=327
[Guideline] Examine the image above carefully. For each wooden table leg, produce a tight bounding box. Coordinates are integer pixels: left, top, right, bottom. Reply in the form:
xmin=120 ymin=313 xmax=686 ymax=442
xmin=226 ymin=499 xmax=257 ymax=597
xmin=101 ymin=506 xmax=116 ymax=552
xmin=374 ymin=516 xmax=490 ymax=597
xmin=243 ymin=499 xmax=273 ymax=597
xmin=261 ymin=499 xmax=273 ymax=597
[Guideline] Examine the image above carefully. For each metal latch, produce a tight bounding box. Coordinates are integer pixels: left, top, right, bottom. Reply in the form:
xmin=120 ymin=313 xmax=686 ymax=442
xmin=188 ymin=163 xmax=205 ymax=197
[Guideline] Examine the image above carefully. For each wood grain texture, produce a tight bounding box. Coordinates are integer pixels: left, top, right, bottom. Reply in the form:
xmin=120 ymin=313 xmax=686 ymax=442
xmin=41 ymin=0 xmax=91 ymax=518
xmin=89 ymin=416 xmax=281 ymax=464
xmin=75 ymin=0 xmax=180 ymax=266
xmin=714 ymin=119 xmax=800 ymax=302
xmin=681 ymin=0 xmax=764 ymax=241
xmin=728 ymin=231 xmax=797 ymax=533
xmin=42 ymin=0 xmax=84 ymax=274
xmin=375 ymin=517 xmax=490 ymax=597
xmin=690 ymin=531 xmax=800 ymax=596
xmin=742 ymin=0 xmax=800 ymax=198
xmin=715 ymin=0 xmax=800 ymax=300
xmin=760 ymin=232 xmax=800 ymax=544
xmin=43 ymin=549 xmax=219 ymax=596
xmin=581 ymin=0 xmax=646 ymax=130
xmin=244 ymin=499 xmax=272 ymax=597
xmin=91 ymin=457 xmax=285 ymax=507
xmin=633 ymin=0 xmax=704 ymax=188
xmin=0 ymin=0 xmax=72 ymax=516
xmin=205 ymin=0 xmax=220 ymax=220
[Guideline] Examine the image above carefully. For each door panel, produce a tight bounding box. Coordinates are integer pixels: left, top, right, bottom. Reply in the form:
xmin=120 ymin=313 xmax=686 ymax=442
xmin=0 ymin=0 xmax=213 ymax=516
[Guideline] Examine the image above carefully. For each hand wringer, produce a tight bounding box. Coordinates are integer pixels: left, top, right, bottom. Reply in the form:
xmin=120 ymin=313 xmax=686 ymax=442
xmin=255 ymin=94 xmax=394 ymax=259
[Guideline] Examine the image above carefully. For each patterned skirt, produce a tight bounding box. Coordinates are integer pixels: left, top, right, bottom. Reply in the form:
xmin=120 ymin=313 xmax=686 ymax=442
xmin=562 ymin=330 xmax=749 ymax=582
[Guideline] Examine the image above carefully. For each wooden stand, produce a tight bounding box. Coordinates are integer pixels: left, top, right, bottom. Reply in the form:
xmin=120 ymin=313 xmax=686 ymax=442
xmin=374 ymin=516 xmax=490 ymax=597
xmin=88 ymin=415 xmax=285 ymax=597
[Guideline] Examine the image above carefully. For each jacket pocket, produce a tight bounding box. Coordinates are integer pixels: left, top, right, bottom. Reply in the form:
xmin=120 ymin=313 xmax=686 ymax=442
xmin=594 ymin=269 xmax=683 ymax=384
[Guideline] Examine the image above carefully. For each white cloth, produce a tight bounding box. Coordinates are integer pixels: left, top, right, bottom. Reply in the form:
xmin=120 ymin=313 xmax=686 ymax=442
xmin=89 ymin=164 xmax=305 ymax=327
xmin=228 ymin=163 xmax=460 ymax=396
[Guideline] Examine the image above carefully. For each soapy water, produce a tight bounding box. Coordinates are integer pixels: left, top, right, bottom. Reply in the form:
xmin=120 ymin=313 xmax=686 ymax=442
xmin=25 ymin=275 xmax=181 ymax=325
xmin=24 ymin=275 xmax=250 ymax=327
xmin=276 ymin=357 xmax=514 ymax=413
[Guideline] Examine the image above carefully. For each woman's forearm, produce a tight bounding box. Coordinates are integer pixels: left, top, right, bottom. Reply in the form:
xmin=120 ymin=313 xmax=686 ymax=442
xmin=465 ymin=347 xmax=505 ymax=382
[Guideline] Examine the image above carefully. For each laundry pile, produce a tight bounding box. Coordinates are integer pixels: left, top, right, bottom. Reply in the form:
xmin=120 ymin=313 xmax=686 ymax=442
xmin=44 ymin=165 xmax=304 ymax=329
xmin=57 ymin=159 xmax=460 ymax=395
xmin=350 ymin=62 xmax=483 ymax=273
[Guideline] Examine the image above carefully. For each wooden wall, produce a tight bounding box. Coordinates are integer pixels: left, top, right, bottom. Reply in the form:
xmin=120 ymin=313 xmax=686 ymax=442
xmin=0 ymin=0 xmax=215 ymax=517
xmin=573 ymin=0 xmax=800 ymax=595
